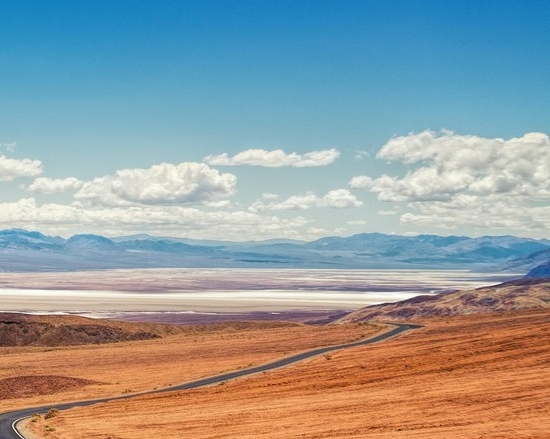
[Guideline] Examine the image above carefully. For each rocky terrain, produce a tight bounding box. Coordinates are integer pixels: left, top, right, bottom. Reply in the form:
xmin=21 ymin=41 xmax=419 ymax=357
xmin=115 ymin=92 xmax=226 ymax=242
xmin=0 ymin=313 xmax=171 ymax=346
xmin=0 ymin=312 xmax=300 ymax=347
xmin=340 ymin=277 xmax=550 ymax=322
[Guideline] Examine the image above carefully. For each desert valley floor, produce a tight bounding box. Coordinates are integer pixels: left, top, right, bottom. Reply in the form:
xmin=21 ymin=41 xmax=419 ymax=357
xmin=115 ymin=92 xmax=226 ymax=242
xmin=0 ymin=307 xmax=546 ymax=439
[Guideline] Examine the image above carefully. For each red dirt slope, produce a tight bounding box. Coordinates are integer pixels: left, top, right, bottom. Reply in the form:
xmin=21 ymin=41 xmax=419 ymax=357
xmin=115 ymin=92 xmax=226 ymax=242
xmin=341 ymin=277 xmax=550 ymax=322
xmin=26 ymin=308 xmax=550 ymax=439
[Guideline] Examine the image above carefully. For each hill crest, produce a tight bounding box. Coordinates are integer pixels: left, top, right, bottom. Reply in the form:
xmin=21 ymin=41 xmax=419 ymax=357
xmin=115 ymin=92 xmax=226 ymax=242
xmin=340 ymin=277 xmax=550 ymax=323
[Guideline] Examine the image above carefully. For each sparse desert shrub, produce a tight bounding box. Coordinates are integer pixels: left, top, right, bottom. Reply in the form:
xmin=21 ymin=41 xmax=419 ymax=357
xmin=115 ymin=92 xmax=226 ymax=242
xmin=44 ymin=408 xmax=59 ymax=419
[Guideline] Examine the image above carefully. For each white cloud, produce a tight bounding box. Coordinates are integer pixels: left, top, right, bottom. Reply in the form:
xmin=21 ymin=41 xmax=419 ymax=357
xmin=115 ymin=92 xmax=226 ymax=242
xmin=400 ymin=195 xmax=550 ymax=234
xmin=320 ymin=189 xmax=363 ymax=208
xmin=350 ymin=131 xmax=550 ymax=235
xmin=74 ymin=162 xmax=237 ymax=206
xmin=203 ymin=200 xmax=232 ymax=208
xmin=1 ymin=142 xmax=17 ymax=153
xmin=262 ymin=193 xmax=280 ymax=200
xmin=347 ymin=219 xmax=367 ymax=225
xmin=0 ymin=197 xmax=325 ymax=241
xmin=355 ymin=130 xmax=550 ymax=201
xmin=307 ymin=226 xmax=332 ymax=236
xmin=377 ymin=210 xmax=398 ymax=216
xmin=0 ymin=155 xmax=42 ymax=181
xmin=249 ymin=189 xmax=362 ymax=212
xmin=0 ymin=154 xmax=355 ymax=240
xmin=0 ymin=198 xmax=79 ymax=225
xmin=354 ymin=150 xmax=370 ymax=160
xmin=204 ymin=148 xmax=340 ymax=167
xmin=26 ymin=177 xmax=83 ymax=194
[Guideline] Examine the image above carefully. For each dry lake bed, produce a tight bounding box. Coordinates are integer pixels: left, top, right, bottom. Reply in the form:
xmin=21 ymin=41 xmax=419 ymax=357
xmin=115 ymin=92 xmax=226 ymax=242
xmin=0 ymin=268 xmax=519 ymax=322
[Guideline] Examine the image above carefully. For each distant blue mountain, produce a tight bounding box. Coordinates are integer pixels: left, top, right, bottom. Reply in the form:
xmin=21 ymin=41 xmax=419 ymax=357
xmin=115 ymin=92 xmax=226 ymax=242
xmin=526 ymin=261 xmax=550 ymax=278
xmin=0 ymin=228 xmax=548 ymax=272
xmin=0 ymin=229 xmax=65 ymax=253
xmin=306 ymin=233 xmax=548 ymax=265
xmin=522 ymin=248 xmax=550 ymax=278
xmin=66 ymin=234 xmax=118 ymax=250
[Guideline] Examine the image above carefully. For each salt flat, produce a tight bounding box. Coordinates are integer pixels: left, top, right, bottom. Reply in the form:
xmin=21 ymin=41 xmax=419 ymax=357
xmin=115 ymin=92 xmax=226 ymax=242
xmin=0 ymin=268 xmax=518 ymax=314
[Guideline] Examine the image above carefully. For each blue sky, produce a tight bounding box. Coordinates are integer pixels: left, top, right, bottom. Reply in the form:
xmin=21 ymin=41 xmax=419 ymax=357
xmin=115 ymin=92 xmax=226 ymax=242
xmin=1 ymin=0 xmax=549 ymax=240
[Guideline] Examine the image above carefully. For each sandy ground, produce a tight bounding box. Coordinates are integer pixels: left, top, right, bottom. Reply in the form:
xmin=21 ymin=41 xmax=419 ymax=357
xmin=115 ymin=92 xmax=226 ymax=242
xmin=0 ymin=320 xmax=381 ymax=413
xmin=22 ymin=308 xmax=550 ymax=439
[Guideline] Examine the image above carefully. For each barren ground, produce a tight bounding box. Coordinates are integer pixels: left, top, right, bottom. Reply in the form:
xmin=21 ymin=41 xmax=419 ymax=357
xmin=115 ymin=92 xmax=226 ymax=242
xmin=342 ymin=277 xmax=550 ymax=322
xmin=18 ymin=308 xmax=550 ymax=439
xmin=0 ymin=318 xmax=381 ymax=413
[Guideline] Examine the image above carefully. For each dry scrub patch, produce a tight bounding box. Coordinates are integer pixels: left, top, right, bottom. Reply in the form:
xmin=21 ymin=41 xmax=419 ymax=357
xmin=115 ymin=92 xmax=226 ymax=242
xmin=25 ymin=309 xmax=550 ymax=439
xmin=0 ymin=312 xmax=194 ymax=347
xmin=0 ymin=376 xmax=98 ymax=400
xmin=0 ymin=319 xmax=380 ymax=412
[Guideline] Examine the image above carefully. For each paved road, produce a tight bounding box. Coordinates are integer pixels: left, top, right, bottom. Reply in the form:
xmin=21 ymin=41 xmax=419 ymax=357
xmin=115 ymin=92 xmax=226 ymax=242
xmin=0 ymin=323 xmax=421 ymax=439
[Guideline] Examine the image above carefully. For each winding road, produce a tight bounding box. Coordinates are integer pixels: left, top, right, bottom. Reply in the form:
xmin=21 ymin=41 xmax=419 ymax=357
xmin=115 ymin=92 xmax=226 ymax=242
xmin=0 ymin=322 xmax=421 ymax=439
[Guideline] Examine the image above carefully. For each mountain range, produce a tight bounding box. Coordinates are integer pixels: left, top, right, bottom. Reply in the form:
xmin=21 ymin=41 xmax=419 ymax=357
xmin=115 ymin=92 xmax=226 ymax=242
xmin=1 ymin=229 xmax=550 ymax=274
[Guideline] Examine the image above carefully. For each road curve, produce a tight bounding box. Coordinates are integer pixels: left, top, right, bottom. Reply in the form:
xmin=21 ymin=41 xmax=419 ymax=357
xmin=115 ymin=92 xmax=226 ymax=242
xmin=0 ymin=322 xmax=421 ymax=439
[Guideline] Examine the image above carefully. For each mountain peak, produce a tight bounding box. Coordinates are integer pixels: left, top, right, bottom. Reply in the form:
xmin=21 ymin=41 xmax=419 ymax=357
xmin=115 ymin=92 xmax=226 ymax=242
xmin=0 ymin=228 xmax=549 ymax=272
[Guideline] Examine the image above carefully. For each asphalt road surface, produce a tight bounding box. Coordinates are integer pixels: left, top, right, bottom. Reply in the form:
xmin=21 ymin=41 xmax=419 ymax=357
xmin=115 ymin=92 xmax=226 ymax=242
xmin=0 ymin=322 xmax=421 ymax=439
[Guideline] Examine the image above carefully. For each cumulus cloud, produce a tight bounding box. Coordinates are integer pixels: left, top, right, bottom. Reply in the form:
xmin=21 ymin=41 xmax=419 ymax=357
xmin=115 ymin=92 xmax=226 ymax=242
xmin=350 ymin=131 xmax=550 ymax=235
xmin=401 ymin=195 xmax=550 ymax=233
xmin=74 ymin=162 xmax=237 ymax=206
xmin=249 ymin=189 xmax=362 ymax=212
xmin=26 ymin=177 xmax=83 ymax=194
xmin=0 ymin=197 xmax=322 ymax=241
xmin=204 ymin=148 xmax=340 ymax=167
xmin=351 ymin=131 xmax=550 ymax=201
xmin=0 ymin=198 xmax=78 ymax=225
xmin=0 ymin=156 xmax=356 ymax=240
xmin=0 ymin=155 xmax=42 ymax=181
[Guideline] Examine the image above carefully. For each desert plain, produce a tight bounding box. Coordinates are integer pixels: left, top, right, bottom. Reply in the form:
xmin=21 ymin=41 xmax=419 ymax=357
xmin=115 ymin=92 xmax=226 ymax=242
xmin=0 ymin=271 xmax=548 ymax=438
xmin=0 ymin=308 xmax=545 ymax=439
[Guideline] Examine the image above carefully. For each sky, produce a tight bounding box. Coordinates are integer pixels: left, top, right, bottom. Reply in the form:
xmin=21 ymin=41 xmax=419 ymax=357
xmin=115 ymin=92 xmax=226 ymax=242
xmin=1 ymin=0 xmax=549 ymax=241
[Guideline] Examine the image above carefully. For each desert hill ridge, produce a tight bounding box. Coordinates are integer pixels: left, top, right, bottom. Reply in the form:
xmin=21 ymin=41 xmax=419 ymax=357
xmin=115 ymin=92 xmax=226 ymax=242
xmin=340 ymin=277 xmax=550 ymax=323
xmin=0 ymin=312 xmax=299 ymax=347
